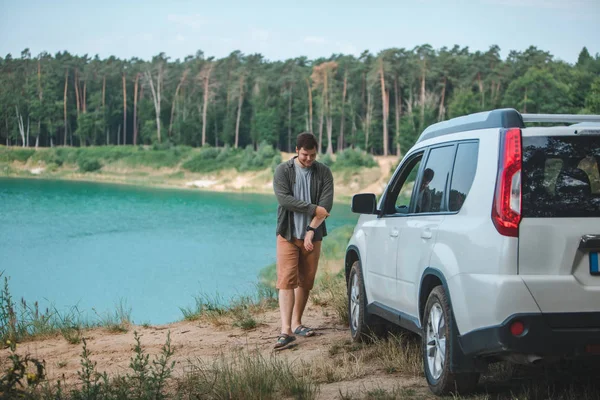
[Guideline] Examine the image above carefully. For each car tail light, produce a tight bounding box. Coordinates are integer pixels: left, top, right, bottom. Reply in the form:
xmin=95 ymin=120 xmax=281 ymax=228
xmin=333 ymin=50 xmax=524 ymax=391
xmin=492 ymin=128 xmax=522 ymax=237
xmin=510 ymin=320 xmax=525 ymax=336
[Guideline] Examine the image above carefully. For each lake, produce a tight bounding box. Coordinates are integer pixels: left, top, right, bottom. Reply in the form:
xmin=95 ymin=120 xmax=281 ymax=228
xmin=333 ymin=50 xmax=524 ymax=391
xmin=0 ymin=178 xmax=357 ymax=325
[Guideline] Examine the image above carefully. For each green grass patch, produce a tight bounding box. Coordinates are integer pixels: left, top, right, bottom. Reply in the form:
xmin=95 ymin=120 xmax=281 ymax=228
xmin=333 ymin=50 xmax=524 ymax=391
xmin=179 ymin=349 xmax=318 ymax=400
xmin=182 ymin=142 xmax=281 ymax=173
xmin=179 ymin=282 xmax=277 ymax=327
xmin=0 ymin=148 xmax=35 ymax=163
xmin=0 ymin=272 xmax=132 ymax=344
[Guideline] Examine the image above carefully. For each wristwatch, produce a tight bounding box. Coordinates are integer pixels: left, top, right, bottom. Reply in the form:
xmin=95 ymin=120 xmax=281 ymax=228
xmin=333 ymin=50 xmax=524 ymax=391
xmin=306 ymin=225 xmax=317 ymax=233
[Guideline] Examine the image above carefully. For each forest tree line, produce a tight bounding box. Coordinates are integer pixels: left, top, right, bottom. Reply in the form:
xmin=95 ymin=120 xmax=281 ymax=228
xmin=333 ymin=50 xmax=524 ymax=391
xmin=1 ymin=45 xmax=599 ymax=156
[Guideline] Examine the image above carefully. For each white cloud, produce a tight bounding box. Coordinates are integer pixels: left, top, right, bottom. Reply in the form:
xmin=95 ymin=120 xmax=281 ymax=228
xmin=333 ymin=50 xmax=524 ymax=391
xmin=175 ymin=34 xmax=186 ymax=42
xmin=167 ymin=14 xmax=204 ymax=30
xmin=304 ymin=36 xmax=326 ymax=44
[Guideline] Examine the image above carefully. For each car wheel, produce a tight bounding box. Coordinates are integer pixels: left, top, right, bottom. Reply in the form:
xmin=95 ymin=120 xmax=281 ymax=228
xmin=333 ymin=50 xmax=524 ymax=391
xmin=422 ymin=286 xmax=479 ymax=395
xmin=348 ymin=260 xmax=387 ymax=342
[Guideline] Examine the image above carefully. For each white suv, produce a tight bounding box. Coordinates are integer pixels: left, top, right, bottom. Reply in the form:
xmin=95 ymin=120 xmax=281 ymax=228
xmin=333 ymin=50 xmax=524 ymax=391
xmin=345 ymin=109 xmax=600 ymax=395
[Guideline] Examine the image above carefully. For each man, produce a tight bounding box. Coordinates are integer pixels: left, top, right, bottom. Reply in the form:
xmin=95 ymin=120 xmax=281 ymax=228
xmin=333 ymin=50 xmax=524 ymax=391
xmin=417 ymin=168 xmax=434 ymax=213
xmin=272 ymin=132 xmax=334 ymax=349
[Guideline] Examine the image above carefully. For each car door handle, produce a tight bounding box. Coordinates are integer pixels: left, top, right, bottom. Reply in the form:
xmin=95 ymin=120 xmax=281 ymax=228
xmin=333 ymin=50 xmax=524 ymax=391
xmin=390 ymin=229 xmax=399 ymax=238
xmin=421 ymin=229 xmax=432 ymax=239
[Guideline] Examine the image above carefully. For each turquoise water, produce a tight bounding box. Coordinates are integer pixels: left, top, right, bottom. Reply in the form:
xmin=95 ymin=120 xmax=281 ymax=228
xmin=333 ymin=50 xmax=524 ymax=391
xmin=0 ymin=178 xmax=357 ymax=325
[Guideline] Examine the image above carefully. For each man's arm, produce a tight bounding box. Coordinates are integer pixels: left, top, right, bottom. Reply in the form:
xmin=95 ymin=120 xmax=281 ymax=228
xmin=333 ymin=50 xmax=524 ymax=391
xmin=304 ymin=167 xmax=334 ymax=251
xmin=307 ymin=167 xmax=334 ymax=230
xmin=273 ymin=164 xmax=318 ymax=216
xmin=317 ymin=167 xmax=334 ymax=213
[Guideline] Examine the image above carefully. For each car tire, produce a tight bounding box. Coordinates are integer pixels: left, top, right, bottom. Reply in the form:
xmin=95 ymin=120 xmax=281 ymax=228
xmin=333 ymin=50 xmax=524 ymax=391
xmin=347 ymin=260 xmax=387 ymax=342
xmin=422 ymin=286 xmax=479 ymax=395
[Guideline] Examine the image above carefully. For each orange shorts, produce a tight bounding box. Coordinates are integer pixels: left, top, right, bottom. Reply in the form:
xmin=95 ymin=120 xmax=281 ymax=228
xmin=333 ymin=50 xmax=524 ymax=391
xmin=276 ymin=234 xmax=322 ymax=290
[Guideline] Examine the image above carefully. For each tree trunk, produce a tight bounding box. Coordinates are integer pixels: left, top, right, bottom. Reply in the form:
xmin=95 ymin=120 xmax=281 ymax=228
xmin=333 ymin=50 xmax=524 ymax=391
xmin=234 ymin=75 xmax=245 ymax=149
xmin=408 ymin=89 xmax=416 ymax=131
xmin=26 ymin=117 xmax=30 ymax=147
xmin=318 ymin=104 xmax=324 ymax=153
xmin=351 ymin=110 xmax=357 ymax=149
xmin=74 ymin=69 xmax=81 ymax=118
xmin=477 ymin=72 xmax=484 ymax=108
xmin=337 ymin=71 xmax=347 ymax=152
xmin=117 ymin=124 xmax=121 ymax=146
xmin=288 ymin=84 xmax=293 ymax=152
xmin=438 ymin=77 xmax=447 ymax=122
xmin=523 ymin=88 xmax=528 ymax=113
xmin=102 ymin=75 xmax=106 ymax=113
xmin=169 ymin=69 xmax=189 ymax=138
xmin=201 ymin=63 xmax=213 ymax=146
xmin=37 ymin=59 xmax=43 ymax=149
xmin=122 ymin=73 xmax=127 ymax=145
xmin=306 ymin=78 xmax=313 ymax=133
xmin=365 ymin=91 xmax=372 ymax=151
xmin=326 ymin=116 xmax=333 ymax=155
xmin=324 ymin=70 xmax=334 ymax=155
xmin=64 ymin=68 xmax=68 ymax=145
xmin=379 ymin=59 xmax=389 ymax=156
xmin=133 ymin=73 xmax=139 ymax=145
xmin=214 ymin=114 xmax=218 ymax=147
xmin=145 ymin=67 xmax=162 ymax=143
xmin=83 ymin=81 xmax=87 ymax=113
xmin=420 ymin=65 xmax=426 ymax=129
xmin=494 ymin=82 xmax=502 ymax=105
xmin=16 ymin=106 xmax=25 ymax=147
xmin=394 ymin=76 xmax=401 ymax=156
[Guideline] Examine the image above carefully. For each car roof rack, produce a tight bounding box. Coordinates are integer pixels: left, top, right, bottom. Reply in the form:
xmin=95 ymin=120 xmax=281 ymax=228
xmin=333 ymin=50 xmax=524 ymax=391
xmin=417 ymin=108 xmax=524 ymax=143
xmin=417 ymin=109 xmax=600 ymax=143
xmin=522 ymin=113 xmax=600 ymax=124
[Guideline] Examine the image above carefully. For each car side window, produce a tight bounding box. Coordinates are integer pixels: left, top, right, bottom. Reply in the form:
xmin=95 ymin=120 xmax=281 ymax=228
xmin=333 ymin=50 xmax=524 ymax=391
xmin=415 ymin=145 xmax=456 ymax=213
xmin=381 ymin=153 xmax=423 ymax=215
xmin=394 ymin=159 xmax=422 ymax=213
xmin=448 ymin=142 xmax=479 ymax=212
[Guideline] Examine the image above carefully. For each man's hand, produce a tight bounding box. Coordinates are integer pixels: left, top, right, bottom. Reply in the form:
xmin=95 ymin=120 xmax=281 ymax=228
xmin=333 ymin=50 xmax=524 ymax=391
xmin=315 ymin=206 xmax=329 ymax=219
xmin=304 ymin=230 xmax=315 ymax=252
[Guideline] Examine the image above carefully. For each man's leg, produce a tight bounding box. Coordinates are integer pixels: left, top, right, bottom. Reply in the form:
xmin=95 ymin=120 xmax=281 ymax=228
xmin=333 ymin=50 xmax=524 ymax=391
xmin=276 ymin=235 xmax=299 ymax=336
xmin=279 ymin=289 xmax=295 ymax=335
xmin=292 ymin=286 xmax=310 ymax=330
xmin=292 ymin=240 xmax=322 ymax=332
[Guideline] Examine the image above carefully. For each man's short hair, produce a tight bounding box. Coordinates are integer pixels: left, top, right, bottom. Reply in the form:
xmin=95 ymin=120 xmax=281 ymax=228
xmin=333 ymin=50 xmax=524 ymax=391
xmin=423 ymin=168 xmax=435 ymax=183
xmin=296 ymin=132 xmax=318 ymax=151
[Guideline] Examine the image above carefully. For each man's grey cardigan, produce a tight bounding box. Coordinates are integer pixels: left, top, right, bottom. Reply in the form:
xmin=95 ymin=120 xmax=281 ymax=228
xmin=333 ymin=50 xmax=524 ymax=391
xmin=273 ymin=157 xmax=334 ymax=242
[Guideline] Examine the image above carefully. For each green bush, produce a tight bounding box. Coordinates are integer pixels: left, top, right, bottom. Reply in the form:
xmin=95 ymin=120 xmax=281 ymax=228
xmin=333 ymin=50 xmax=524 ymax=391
xmin=239 ymin=142 xmax=280 ymax=172
xmin=182 ymin=146 xmax=231 ymax=173
xmin=329 ymin=148 xmax=377 ymax=171
xmin=0 ymin=148 xmax=35 ymax=163
xmin=78 ymin=158 xmax=103 ymax=172
xmin=319 ymin=153 xmax=334 ymax=167
xmin=29 ymin=149 xmax=64 ymax=166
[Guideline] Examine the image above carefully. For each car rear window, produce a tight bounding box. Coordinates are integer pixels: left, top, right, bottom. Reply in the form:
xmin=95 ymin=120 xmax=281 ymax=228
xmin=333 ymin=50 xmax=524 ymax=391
xmin=521 ymin=135 xmax=600 ymax=218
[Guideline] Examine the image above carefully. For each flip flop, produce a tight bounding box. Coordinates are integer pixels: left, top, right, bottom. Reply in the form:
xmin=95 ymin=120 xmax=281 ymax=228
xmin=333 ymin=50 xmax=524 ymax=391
xmin=293 ymin=325 xmax=315 ymax=337
xmin=274 ymin=334 xmax=296 ymax=349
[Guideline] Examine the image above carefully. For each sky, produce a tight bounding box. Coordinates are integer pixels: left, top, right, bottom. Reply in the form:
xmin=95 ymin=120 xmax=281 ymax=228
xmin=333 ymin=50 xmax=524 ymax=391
xmin=1 ymin=0 xmax=599 ymax=64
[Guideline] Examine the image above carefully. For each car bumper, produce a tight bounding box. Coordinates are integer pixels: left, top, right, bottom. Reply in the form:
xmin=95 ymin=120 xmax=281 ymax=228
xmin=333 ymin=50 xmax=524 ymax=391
xmin=459 ymin=312 xmax=600 ymax=358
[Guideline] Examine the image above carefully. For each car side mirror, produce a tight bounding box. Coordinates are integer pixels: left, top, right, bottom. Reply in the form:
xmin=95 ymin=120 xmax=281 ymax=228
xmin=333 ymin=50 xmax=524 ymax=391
xmin=351 ymin=193 xmax=378 ymax=214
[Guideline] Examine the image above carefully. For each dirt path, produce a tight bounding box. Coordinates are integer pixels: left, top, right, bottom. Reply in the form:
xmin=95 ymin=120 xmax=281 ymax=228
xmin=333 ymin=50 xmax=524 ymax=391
xmin=2 ymin=304 xmax=431 ymax=399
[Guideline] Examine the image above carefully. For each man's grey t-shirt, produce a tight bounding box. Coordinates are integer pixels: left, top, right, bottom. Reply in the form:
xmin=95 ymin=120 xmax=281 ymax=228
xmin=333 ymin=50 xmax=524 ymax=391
xmin=293 ymin=162 xmax=312 ymax=240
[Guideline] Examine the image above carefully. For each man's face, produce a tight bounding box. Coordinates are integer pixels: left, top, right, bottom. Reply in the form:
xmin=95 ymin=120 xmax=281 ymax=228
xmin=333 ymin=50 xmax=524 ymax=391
xmin=296 ymin=147 xmax=317 ymax=168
